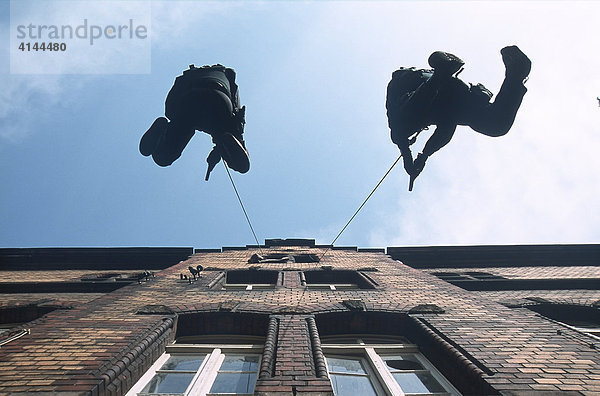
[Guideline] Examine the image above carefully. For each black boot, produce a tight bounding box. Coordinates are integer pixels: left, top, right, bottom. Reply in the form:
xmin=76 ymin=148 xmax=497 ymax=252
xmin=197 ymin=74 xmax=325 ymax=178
xmin=152 ymin=122 xmax=194 ymax=167
xmin=215 ymin=133 xmax=250 ymax=174
xmin=139 ymin=117 xmax=168 ymax=156
xmin=501 ymin=45 xmax=531 ymax=82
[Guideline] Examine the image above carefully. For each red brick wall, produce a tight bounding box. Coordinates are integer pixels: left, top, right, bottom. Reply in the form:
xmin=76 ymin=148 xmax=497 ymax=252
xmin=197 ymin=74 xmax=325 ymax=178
xmin=0 ymin=245 xmax=599 ymax=395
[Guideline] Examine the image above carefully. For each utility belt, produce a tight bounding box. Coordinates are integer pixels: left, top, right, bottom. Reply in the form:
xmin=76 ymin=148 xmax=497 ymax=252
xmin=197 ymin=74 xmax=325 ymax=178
xmin=179 ymin=65 xmax=232 ymax=97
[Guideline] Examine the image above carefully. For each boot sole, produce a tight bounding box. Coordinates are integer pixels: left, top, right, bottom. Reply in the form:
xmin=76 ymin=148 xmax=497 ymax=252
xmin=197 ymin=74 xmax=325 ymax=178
xmin=140 ymin=117 xmax=168 ymax=156
xmin=218 ymin=133 xmax=250 ymax=174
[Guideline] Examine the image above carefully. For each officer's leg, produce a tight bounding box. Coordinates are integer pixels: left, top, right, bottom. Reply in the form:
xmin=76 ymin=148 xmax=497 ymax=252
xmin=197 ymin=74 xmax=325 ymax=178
xmin=152 ymin=121 xmax=195 ymax=167
xmin=465 ymin=81 xmax=527 ymax=137
xmin=464 ymin=46 xmax=530 ymax=137
xmin=411 ymin=123 xmax=457 ymax=182
xmin=422 ymin=123 xmax=458 ymax=158
xmin=140 ymin=117 xmax=168 ymax=157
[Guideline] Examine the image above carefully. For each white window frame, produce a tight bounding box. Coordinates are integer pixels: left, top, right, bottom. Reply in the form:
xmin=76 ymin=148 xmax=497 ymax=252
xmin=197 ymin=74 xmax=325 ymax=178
xmin=322 ymin=337 xmax=460 ymax=396
xmin=306 ymin=283 xmax=359 ymax=291
xmin=221 ymin=270 xmax=279 ymax=291
xmin=223 ymin=283 xmax=275 ymax=291
xmin=572 ymin=325 xmax=600 ymax=336
xmin=558 ymin=322 xmax=600 ymax=342
xmin=0 ymin=323 xmax=21 ymax=334
xmin=326 ymin=352 xmax=388 ymax=396
xmin=126 ymin=343 xmax=263 ymax=396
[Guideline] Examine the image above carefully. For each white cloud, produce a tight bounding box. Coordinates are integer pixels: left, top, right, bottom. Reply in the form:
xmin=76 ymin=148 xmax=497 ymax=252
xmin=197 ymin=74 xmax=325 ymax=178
xmin=2 ymin=0 xmax=153 ymax=143
xmin=149 ymin=1 xmax=241 ymax=50
xmin=369 ymin=71 xmax=600 ymax=246
xmin=364 ymin=1 xmax=600 ymax=246
xmin=0 ymin=75 xmax=64 ymax=143
xmin=3 ymin=0 xmax=599 ymax=247
xmin=10 ymin=1 xmax=151 ymax=74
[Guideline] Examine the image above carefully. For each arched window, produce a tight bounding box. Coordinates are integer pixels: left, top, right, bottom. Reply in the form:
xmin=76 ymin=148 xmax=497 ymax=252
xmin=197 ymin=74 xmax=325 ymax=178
xmin=313 ymin=312 xmax=496 ymax=395
xmin=126 ymin=335 xmax=263 ymax=396
xmin=321 ymin=335 xmax=460 ymax=396
xmin=127 ymin=312 xmax=273 ymax=396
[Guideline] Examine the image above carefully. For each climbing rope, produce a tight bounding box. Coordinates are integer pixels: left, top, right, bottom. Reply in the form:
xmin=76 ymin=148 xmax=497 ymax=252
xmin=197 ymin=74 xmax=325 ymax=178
xmin=282 ymin=154 xmax=404 ymax=333
xmin=223 ymin=161 xmax=264 ymax=255
xmin=319 ymin=154 xmax=402 ymax=261
xmin=221 ymin=152 xmax=402 ymax=262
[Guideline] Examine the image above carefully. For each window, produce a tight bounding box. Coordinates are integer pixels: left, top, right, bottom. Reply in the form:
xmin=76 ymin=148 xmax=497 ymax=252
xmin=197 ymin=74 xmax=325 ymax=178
xmin=0 ymin=306 xmax=58 ymax=335
xmin=430 ymin=272 xmax=600 ymax=291
xmin=564 ymin=322 xmax=600 ymax=337
xmin=327 ymin=355 xmax=383 ymax=396
xmin=80 ymin=271 xmax=152 ymax=284
xmin=0 ymin=325 xmax=13 ymax=335
xmin=303 ymin=270 xmax=375 ymax=290
xmin=127 ymin=338 xmax=262 ymax=396
xmin=248 ymin=253 xmax=320 ymax=264
xmin=248 ymin=253 xmax=292 ymax=264
xmin=293 ymin=254 xmax=320 ymax=263
xmin=322 ymin=336 xmax=460 ymax=396
xmin=431 ymin=272 xmax=506 ymax=281
xmin=528 ymin=304 xmax=600 ymax=339
xmin=221 ymin=270 xmax=279 ymax=290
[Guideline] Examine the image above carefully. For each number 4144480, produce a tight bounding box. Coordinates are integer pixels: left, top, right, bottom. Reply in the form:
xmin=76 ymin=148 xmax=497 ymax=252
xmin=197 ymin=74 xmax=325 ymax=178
xmin=18 ymin=42 xmax=67 ymax=51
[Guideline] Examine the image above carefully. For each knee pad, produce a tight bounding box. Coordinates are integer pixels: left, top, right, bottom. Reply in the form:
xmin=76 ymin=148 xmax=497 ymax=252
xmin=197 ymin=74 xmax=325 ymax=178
xmin=469 ymin=83 xmax=493 ymax=102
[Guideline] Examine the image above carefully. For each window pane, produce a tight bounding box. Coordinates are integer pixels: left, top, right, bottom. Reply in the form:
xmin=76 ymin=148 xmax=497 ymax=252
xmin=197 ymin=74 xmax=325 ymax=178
xmin=209 ymin=372 xmax=257 ymax=394
xmin=384 ymin=355 xmax=424 ymax=371
xmin=327 ymin=357 xmax=368 ymax=374
xmin=161 ymin=355 xmax=206 ymax=371
xmin=141 ymin=372 xmax=195 ymax=394
xmin=392 ymin=372 xmax=446 ymax=394
xmin=330 ymin=374 xmax=378 ymax=396
xmin=219 ymin=354 xmax=259 ymax=372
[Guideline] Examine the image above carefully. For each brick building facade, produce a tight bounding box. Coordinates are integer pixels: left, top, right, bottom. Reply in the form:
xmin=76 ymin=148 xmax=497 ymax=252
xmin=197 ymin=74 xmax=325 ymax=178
xmin=0 ymin=240 xmax=599 ymax=395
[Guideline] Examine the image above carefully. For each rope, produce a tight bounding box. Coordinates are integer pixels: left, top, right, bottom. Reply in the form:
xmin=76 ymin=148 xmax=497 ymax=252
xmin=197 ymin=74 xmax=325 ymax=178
xmin=280 ymin=155 xmax=403 ymax=339
xmin=319 ymin=154 xmax=402 ymax=261
xmin=223 ymin=162 xmax=263 ymax=255
xmin=280 ymin=155 xmax=403 ymax=340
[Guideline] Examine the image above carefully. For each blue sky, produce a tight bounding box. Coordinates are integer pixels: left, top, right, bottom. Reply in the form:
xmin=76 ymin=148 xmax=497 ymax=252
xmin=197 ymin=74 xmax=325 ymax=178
xmin=1 ymin=1 xmax=599 ymax=249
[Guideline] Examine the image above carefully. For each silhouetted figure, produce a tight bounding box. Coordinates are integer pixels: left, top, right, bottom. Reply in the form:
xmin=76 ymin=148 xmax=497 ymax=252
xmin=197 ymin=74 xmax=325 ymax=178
xmin=137 ymin=270 xmax=152 ymax=284
xmin=140 ymin=64 xmax=250 ymax=180
xmin=386 ymin=46 xmax=531 ymax=190
xmin=188 ymin=264 xmax=203 ymax=280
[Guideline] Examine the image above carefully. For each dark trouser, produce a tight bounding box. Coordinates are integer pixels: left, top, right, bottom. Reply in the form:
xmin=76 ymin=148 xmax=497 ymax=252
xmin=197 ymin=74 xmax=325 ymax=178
xmin=153 ymin=89 xmax=236 ymax=167
xmin=388 ymin=74 xmax=527 ymax=166
xmin=152 ymin=121 xmax=196 ymax=167
xmin=462 ymin=78 xmax=528 ymax=137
